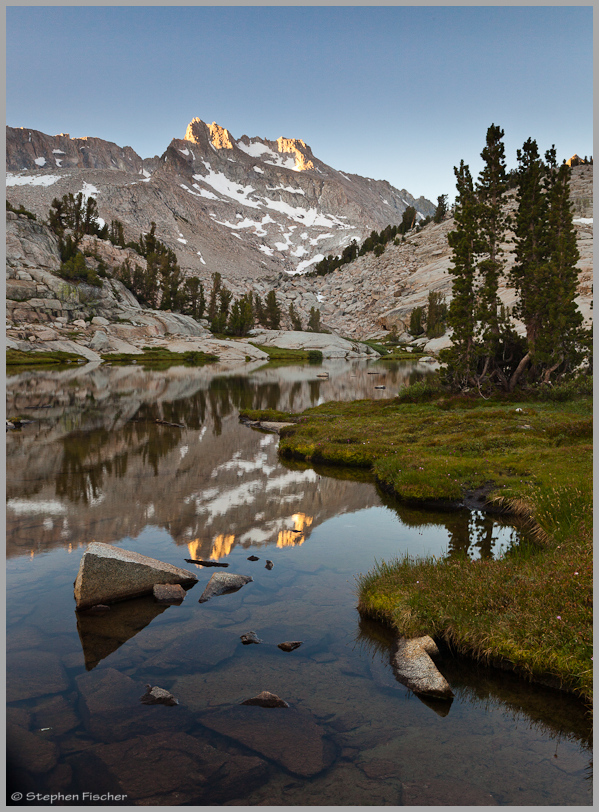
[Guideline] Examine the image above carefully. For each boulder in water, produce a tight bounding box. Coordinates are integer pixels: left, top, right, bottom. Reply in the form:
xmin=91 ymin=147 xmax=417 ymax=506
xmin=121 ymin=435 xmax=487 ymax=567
xmin=73 ymin=542 xmax=198 ymax=610
xmin=391 ymin=635 xmax=454 ymax=700
xmin=198 ymin=572 xmax=253 ymax=603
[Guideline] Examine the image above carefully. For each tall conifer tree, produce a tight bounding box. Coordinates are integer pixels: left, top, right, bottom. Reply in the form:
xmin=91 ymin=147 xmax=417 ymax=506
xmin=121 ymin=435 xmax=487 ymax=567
xmin=509 ymin=142 xmax=584 ymax=387
xmin=443 ymin=160 xmax=482 ymax=387
xmin=476 ymin=125 xmax=509 ymax=384
xmin=534 ymin=151 xmax=583 ymax=380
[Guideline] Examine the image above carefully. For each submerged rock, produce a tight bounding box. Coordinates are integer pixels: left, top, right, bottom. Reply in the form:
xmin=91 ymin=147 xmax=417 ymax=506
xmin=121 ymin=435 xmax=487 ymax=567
xmin=86 ymin=604 xmax=111 ymax=614
xmin=278 ymin=641 xmax=302 ymax=652
xmin=240 ymin=631 xmax=262 ymax=645
xmin=75 ymin=667 xmax=192 ymax=742
xmin=73 ymin=542 xmax=198 ymax=610
xmin=391 ymin=635 xmax=454 ymax=700
xmin=67 ymin=731 xmax=269 ymax=805
xmin=198 ymin=572 xmax=253 ymax=603
xmin=7 ymin=650 xmax=69 ymax=703
xmin=144 ymin=628 xmax=238 ymax=672
xmin=140 ymin=685 xmax=179 ymax=706
xmin=241 ymin=691 xmax=289 ymax=708
xmin=153 ymin=583 xmax=187 ymax=603
xmin=7 ymin=724 xmax=59 ymax=774
xmin=200 ymin=705 xmax=334 ymax=777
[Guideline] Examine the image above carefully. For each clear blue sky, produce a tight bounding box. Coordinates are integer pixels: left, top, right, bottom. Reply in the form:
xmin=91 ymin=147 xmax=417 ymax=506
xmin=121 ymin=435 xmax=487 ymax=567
xmin=6 ymin=5 xmax=593 ymax=203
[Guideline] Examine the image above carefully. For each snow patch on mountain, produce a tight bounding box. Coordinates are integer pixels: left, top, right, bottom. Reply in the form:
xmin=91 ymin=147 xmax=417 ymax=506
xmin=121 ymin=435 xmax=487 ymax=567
xmin=6 ymin=173 xmax=61 ymax=187
xmin=267 ymin=184 xmax=305 ymax=196
xmin=294 ymin=254 xmax=325 ymax=274
xmin=237 ymin=140 xmax=274 ymax=159
xmin=190 ymin=183 xmax=220 ymax=200
xmin=194 ymin=166 xmax=261 ymax=209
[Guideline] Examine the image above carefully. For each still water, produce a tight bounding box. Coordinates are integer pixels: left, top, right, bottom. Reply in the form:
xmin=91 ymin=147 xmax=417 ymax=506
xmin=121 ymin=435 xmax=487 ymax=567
xmin=6 ymin=358 xmax=592 ymax=805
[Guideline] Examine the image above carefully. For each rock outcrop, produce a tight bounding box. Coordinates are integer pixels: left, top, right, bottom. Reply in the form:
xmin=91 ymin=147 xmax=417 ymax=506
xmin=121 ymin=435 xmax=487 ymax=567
xmin=246 ymin=329 xmax=378 ymax=358
xmin=73 ymin=542 xmax=198 ymax=610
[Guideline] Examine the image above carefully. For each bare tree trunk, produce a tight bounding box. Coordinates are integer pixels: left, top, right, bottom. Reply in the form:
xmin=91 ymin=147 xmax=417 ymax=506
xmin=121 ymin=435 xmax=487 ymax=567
xmin=509 ymin=352 xmax=531 ymax=392
xmin=543 ymin=357 xmax=563 ymax=384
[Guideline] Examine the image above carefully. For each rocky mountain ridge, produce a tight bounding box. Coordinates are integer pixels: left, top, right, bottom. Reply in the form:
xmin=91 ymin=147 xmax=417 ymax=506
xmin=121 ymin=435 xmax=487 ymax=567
xmin=273 ymin=163 xmax=593 ymax=342
xmin=6 ymin=119 xmax=435 ymax=284
xmin=6 ymin=120 xmax=592 ymax=354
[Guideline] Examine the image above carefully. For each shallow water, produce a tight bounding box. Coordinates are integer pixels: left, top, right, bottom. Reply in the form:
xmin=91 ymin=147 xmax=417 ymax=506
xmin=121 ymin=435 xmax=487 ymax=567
xmin=6 ymin=359 xmax=592 ymax=805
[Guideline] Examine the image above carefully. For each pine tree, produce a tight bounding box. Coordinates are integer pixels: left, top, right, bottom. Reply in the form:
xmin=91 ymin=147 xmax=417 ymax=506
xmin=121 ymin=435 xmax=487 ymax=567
xmin=264 ymin=290 xmax=281 ymax=330
xmin=426 ymin=291 xmax=447 ymax=338
xmin=140 ymin=253 xmax=160 ymax=308
xmin=508 ymin=138 xmax=548 ymax=385
xmin=208 ymin=278 xmax=233 ymax=333
xmin=409 ymin=307 xmax=424 ymax=336
xmin=532 ymin=153 xmax=583 ymax=381
xmin=182 ymin=278 xmax=205 ymax=320
xmin=307 ymin=307 xmax=322 ymax=333
xmin=109 ymin=220 xmax=126 ymax=247
xmin=48 ymin=197 xmax=66 ymax=235
xmin=254 ymin=294 xmax=266 ymax=326
xmin=433 ymin=194 xmax=448 ymax=223
xmin=476 ymin=124 xmax=509 ymax=385
xmin=441 ymin=160 xmax=482 ymax=387
xmin=227 ymin=293 xmax=254 ymax=336
xmin=289 ymin=302 xmax=302 ymax=331
xmin=399 ymin=206 xmax=417 ymax=234
xmin=207 ymin=272 xmax=222 ymax=328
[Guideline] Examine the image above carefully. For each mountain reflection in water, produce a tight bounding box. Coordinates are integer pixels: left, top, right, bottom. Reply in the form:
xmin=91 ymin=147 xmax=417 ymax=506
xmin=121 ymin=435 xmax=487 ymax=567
xmin=6 ymin=359 xmax=435 ymax=561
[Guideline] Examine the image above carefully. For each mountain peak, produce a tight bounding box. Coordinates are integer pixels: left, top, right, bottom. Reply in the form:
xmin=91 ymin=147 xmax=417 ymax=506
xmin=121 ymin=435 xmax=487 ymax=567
xmin=276 ymin=137 xmax=315 ymax=171
xmin=184 ymin=117 xmax=234 ymax=150
xmin=183 ymin=118 xmax=315 ymax=170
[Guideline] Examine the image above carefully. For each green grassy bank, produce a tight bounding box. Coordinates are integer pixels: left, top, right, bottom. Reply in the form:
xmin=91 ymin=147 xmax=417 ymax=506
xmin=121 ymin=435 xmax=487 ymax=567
xmin=100 ymin=347 xmax=219 ymax=369
xmin=7 ymin=348 xmax=88 ymax=373
xmin=241 ymin=382 xmax=592 ymax=703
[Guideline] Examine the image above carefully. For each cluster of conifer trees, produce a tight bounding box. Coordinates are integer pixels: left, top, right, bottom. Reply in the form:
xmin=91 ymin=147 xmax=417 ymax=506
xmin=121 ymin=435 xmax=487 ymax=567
xmin=441 ymin=124 xmax=590 ymax=392
xmin=48 ymin=192 xmax=108 ymax=286
xmin=46 ymin=198 xmax=326 ymax=337
xmin=307 ymin=206 xmax=428 ymax=278
xmin=409 ymin=290 xmax=447 ymax=339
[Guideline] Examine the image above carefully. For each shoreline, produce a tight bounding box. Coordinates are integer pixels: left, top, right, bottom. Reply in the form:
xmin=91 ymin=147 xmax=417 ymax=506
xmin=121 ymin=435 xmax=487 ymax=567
xmin=242 ymin=388 xmax=593 ymax=705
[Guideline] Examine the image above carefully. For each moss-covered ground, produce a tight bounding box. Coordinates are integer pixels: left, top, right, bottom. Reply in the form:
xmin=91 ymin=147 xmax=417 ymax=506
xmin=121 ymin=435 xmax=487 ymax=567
xmin=240 ymin=384 xmax=592 ymax=703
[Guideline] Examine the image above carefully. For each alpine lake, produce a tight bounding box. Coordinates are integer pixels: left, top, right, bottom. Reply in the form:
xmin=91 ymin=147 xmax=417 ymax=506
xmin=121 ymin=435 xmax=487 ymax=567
xmin=6 ymin=356 xmax=592 ymax=806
